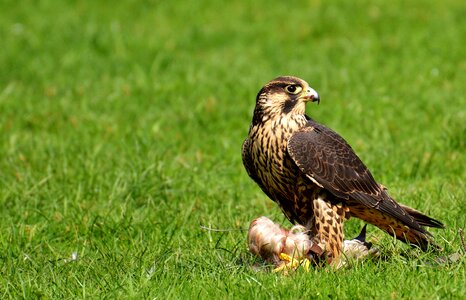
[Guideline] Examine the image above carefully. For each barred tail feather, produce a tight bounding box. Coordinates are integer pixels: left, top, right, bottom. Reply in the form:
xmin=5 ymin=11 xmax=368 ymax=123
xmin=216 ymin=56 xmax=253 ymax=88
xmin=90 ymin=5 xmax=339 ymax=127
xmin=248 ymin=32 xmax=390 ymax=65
xmin=348 ymin=202 xmax=443 ymax=251
xmin=399 ymin=204 xmax=444 ymax=229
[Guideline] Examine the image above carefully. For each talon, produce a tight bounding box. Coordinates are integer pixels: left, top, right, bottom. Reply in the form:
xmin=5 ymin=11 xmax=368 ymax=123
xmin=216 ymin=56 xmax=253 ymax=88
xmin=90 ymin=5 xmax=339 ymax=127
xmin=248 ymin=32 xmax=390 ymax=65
xmin=278 ymin=252 xmax=293 ymax=262
xmin=273 ymin=253 xmax=311 ymax=273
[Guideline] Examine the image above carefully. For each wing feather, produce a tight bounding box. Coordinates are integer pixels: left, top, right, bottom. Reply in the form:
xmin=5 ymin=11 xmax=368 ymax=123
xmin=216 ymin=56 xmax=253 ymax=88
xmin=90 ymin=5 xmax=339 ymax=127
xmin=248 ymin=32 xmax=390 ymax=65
xmin=287 ymin=121 xmax=427 ymax=233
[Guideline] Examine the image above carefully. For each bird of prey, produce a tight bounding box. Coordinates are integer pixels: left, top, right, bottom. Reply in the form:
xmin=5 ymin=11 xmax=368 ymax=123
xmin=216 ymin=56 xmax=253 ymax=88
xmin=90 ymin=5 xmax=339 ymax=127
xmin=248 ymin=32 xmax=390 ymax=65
xmin=242 ymin=76 xmax=444 ymax=263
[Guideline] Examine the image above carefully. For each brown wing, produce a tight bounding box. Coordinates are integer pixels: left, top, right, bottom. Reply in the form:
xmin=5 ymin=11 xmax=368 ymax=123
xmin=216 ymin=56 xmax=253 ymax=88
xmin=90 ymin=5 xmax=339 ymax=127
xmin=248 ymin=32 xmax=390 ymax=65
xmin=287 ymin=121 xmax=427 ymax=235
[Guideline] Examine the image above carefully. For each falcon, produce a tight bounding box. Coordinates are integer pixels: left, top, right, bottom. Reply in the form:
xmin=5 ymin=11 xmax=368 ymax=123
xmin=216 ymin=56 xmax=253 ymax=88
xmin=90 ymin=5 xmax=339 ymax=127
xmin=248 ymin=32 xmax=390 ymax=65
xmin=242 ymin=76 xmax=444 ymax=263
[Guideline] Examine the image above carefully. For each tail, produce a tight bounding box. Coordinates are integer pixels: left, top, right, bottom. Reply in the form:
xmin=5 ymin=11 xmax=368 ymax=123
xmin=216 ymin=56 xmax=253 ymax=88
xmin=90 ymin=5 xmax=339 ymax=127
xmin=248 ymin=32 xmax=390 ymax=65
xmin=399 ymin=204 xmax=444 ymax=229
xmin=349 ymin=202 xmax=444 ymax=251
xmin=399 ymin=203 xmax=444 ymax=251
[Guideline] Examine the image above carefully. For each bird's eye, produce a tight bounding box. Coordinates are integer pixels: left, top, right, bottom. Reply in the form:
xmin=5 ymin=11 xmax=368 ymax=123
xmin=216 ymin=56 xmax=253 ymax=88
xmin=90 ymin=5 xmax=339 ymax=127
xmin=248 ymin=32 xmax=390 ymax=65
xmin=285 ymin=85 xmax=302 ymax=94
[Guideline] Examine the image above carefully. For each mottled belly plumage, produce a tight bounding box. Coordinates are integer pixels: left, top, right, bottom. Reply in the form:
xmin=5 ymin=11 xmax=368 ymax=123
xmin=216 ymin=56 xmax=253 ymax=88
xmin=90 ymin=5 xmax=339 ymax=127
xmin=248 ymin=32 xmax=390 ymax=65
xmin=249 ymin=125 xmax=320 ymax=225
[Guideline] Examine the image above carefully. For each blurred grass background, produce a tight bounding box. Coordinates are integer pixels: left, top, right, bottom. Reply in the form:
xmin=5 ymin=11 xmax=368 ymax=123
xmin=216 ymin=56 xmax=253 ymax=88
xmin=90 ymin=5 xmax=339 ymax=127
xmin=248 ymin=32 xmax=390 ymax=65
xmin=0 ymin=0 xmax=465 ymax=298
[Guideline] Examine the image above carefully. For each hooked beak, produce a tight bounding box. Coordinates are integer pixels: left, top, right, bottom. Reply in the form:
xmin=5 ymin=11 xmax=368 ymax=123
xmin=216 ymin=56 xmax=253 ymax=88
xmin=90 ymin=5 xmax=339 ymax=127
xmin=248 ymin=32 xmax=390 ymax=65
xmin=302 ymin=87 xmax=320 ymax=104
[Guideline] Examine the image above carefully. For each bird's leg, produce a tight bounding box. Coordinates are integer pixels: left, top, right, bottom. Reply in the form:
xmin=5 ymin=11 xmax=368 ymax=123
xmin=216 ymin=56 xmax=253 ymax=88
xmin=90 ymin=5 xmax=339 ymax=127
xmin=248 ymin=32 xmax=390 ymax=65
xmin=311 ymin=197 xmax=348 ymax=265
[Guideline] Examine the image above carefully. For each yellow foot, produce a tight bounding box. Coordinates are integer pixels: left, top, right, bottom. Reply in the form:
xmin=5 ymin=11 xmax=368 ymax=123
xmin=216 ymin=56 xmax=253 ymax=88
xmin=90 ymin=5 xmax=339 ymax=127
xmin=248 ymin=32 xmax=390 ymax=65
xmin=273 ymin=253 xmax=311 ymax=274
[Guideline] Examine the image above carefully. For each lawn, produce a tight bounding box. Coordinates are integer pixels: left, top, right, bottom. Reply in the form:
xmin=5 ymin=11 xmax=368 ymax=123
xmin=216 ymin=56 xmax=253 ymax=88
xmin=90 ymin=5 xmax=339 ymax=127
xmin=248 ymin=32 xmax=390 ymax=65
xmin=0 ymin=0 xmax=465 ymax=298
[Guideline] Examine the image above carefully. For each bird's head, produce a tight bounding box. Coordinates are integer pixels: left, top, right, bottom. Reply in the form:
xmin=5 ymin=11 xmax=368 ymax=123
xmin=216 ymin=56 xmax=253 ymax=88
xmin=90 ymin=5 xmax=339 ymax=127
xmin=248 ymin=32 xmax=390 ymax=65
xmin=254 ymin=76 xmax=320 ymax=119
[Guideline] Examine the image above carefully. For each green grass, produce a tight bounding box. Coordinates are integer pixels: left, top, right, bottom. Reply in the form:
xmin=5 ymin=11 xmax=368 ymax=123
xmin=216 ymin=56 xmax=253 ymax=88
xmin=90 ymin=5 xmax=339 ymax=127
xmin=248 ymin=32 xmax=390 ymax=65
xmin=0 ymin=0 xmax=465 ymax=298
